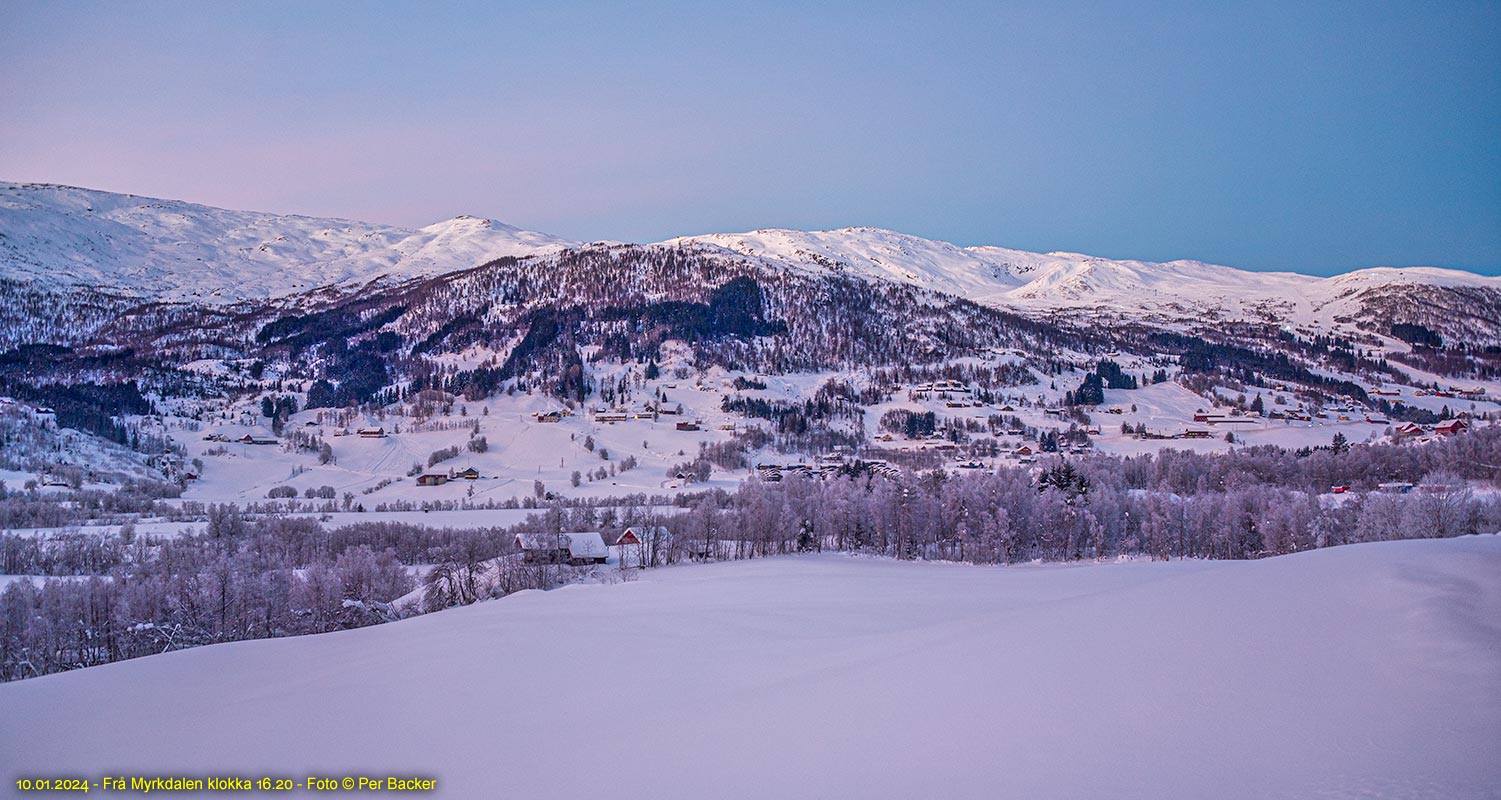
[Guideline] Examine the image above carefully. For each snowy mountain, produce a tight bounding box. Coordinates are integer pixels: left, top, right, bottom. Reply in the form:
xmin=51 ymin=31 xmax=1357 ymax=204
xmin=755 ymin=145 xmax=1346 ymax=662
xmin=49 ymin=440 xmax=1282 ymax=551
xmin=660 ymin=226 xmax=1032 ymax=299
xmin=671 ymin=226 xmax=1501 ymax=336
xmin=4 ymin=181 xmax=1497 ymax=338
xmin=0 ymin=182 xmax=574 ymax=301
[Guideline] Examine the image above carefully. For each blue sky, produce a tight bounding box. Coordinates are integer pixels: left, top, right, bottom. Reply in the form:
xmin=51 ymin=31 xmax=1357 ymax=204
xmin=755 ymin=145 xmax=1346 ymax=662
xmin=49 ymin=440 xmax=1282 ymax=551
xmin=1 ymin=1 xmax=1497 ymax=274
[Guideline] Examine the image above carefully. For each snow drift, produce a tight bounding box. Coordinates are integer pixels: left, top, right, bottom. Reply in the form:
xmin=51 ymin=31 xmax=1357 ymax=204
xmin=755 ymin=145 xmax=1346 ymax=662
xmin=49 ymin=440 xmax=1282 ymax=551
xmin=2 ymin=536 xmax=1498 ymax=799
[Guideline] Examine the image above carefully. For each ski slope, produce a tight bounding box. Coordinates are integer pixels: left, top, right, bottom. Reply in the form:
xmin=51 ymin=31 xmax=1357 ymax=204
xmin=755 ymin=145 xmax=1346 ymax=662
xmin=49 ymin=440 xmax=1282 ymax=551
xmin=3 ymin=536 xmax=1498 ymax=799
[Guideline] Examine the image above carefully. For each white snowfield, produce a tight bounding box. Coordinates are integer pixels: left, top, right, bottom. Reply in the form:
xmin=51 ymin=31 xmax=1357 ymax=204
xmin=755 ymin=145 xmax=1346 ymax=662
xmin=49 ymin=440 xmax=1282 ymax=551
xmin=0 ymin=182 xmax=573 ymax=301
xmin=3 ymin=536 xmax=1498 ymax=800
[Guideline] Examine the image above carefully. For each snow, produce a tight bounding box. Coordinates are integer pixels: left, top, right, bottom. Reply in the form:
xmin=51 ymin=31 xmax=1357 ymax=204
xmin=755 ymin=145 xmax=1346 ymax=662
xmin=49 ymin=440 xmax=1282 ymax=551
xmin=4 ymin=536 xmax=1498 ymax=799
xmin=666 ymin=226 xmax=1501 ymax=329
xmin=7 ymin=181 xmax=1494 ymax=324
xmin=0 ymin=183 xmax=574 ymax=301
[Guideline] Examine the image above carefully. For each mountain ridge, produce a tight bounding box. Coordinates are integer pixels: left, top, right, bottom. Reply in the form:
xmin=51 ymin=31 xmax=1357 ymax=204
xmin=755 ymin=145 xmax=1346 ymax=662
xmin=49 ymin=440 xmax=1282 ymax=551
xmin=3 ymin=182 xmax=1498 ymax=342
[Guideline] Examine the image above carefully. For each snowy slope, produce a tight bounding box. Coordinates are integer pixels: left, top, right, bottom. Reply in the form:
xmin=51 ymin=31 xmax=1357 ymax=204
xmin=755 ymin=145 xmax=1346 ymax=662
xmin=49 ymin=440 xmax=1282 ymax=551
xmin=0 ymin=183 xmax=574 ymax=301
xmin=4 ymin=536 xmax=1498 ymax=799
xmin=661 ymin=226 xmax=1030 ymax=298
xmin=4 ymin=180 xmax=1497 ymax=328
xmin=672 ymin=227 xmax=1501 ymax=327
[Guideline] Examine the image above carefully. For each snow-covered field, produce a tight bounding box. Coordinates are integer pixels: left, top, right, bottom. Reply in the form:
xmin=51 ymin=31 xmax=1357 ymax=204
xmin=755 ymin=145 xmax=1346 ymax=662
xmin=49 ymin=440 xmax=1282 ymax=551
xmin=4 ymin=537 xmax=1498 ymax=799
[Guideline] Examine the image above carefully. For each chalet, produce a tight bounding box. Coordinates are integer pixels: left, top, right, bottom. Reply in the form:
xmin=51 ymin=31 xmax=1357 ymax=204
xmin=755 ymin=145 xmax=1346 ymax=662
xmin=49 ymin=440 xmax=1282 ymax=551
xmin=416 ymin=473 xmax=449 ymax=487
xmin=1181 ymin=429 xmax=1211 ymax=439
xmin=357 ymin=427 xmax=386 ymax=438
xmin=515 ymin=532 xmax=609 ymax=565
xmin=1365 ymin=416 xmax=1390 ymax=425
xmin=1435 ymin=419 xmax=1468 ymax=436
xmin=1011 ymin=445 xmax=1034 ymax=457
xmin=595 ymin=411 xmax=629 ymax=423
xmin=675 ymin=421 xmax=701 ymax=432
xmin=457 ymin=467 xmax=480 ymax=480
xmin=533 ymin=411 xmax=562 ymax=423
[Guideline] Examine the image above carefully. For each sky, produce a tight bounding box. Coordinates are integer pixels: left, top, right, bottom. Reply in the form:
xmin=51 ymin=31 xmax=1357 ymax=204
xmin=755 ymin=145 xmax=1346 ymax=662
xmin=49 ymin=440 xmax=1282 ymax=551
xmin=1 ymin=1 xmax=1497 ymax=275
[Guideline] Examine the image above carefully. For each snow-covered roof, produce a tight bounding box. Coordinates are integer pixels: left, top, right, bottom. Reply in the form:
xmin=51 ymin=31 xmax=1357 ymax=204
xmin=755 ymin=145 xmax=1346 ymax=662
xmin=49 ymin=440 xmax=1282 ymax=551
xmin=515 ymin=532 xmax=608 ymax=559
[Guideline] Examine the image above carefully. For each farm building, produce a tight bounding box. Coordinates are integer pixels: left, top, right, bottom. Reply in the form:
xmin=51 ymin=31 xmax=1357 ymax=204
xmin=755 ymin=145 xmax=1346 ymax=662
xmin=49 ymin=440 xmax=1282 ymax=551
xmin=416 ymin=473 xmax=449 ymax=487
xmin=616 ymin=526 xmax=672 ymax=568
xmin=616 ymin=526 xmax=671 ymax=548
xmin=457 ymin=467 xmax=480 ymax=480
xmin=238 ymin=435 xmax=278 ymax=445
xmin=515 ymin=532 xmax=609 ymax=565
xmin=1435 ymin=419 xmax=1468 ymax=436
xmin=357 ymin=427 xmax=386 ymax=438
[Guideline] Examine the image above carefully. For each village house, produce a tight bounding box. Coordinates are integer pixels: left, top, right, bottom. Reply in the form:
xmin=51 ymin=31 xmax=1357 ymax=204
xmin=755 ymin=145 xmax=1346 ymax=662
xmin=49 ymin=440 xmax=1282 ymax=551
xmin=1435 ymin=419 xmax=1468 ymax=436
